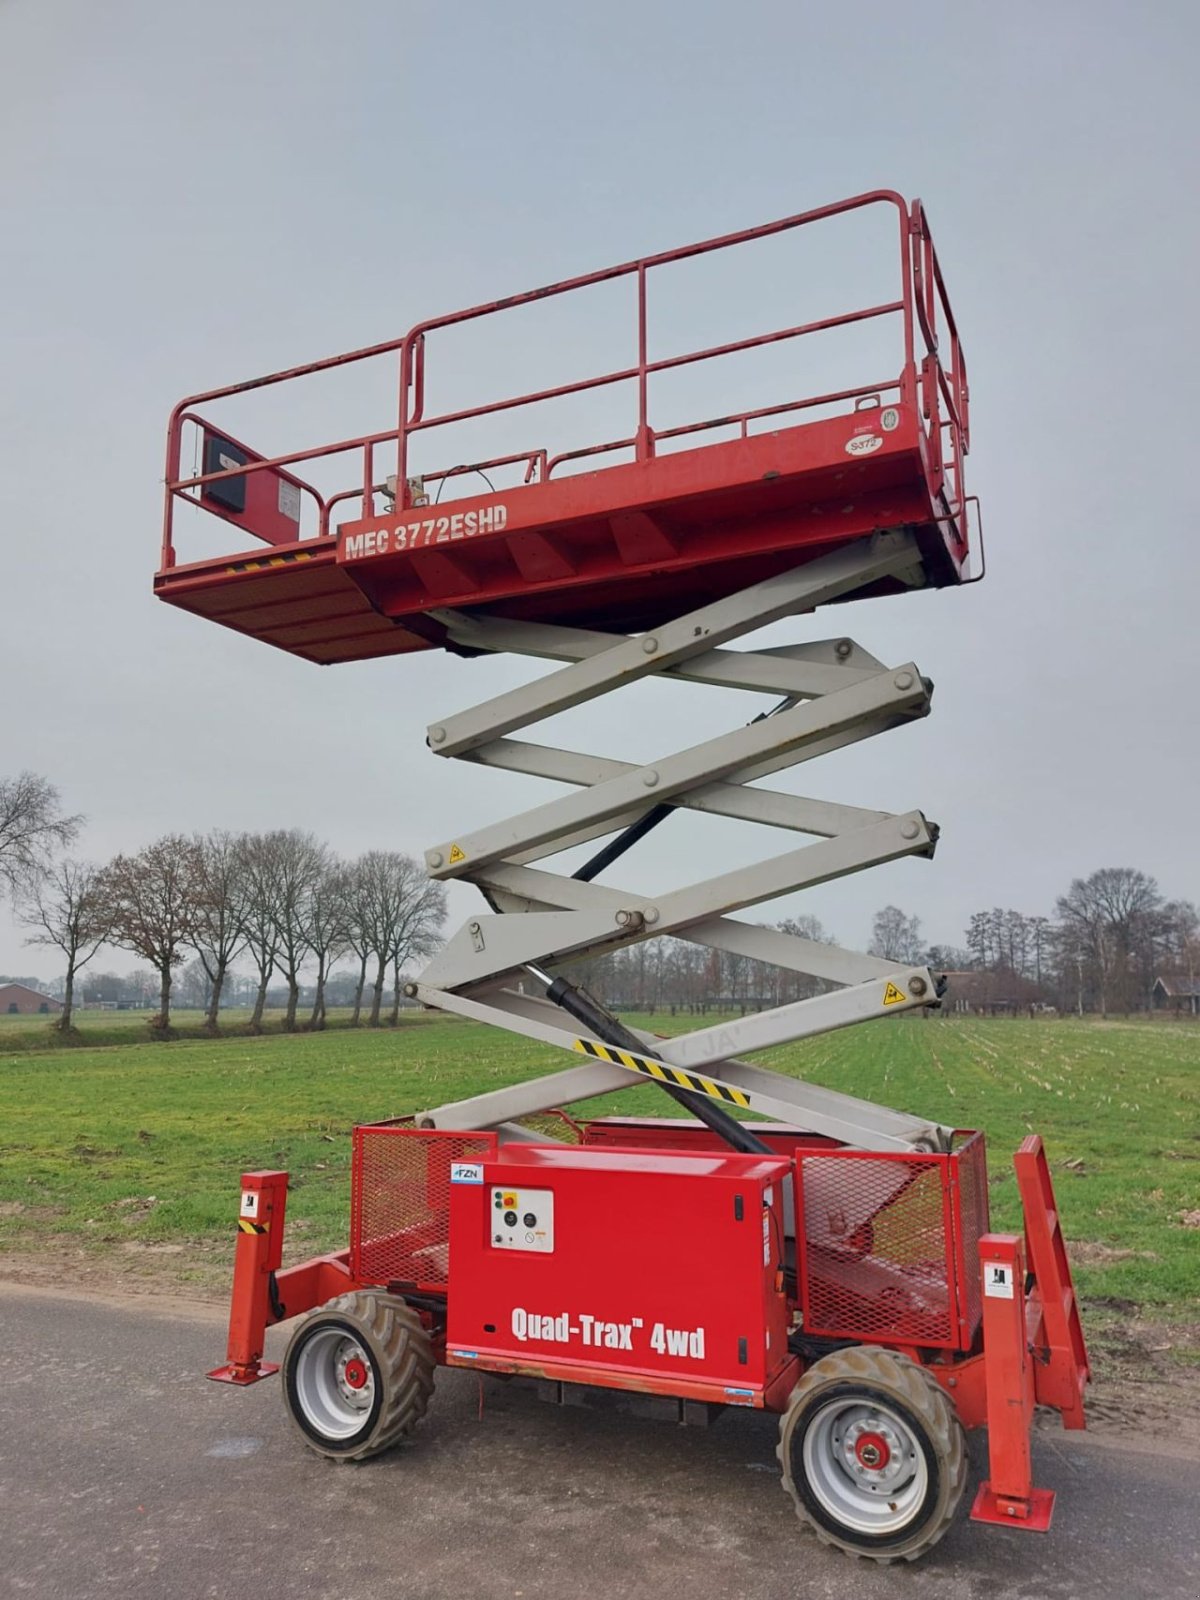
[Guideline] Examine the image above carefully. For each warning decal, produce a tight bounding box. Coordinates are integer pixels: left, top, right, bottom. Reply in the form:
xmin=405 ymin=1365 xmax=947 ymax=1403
xmin=224 ymin=550 xmax=314 ymax=575
xmin=984 ymin=1262 xmax=1015 ymax=1300
xmin=572 ymin=1037 xmax=751 ymax=1109
xmin=882 ymin=982 xmax=907 ymax=1006
xmin=447 ymin=843 xmax=467 ymax=865
xmin=237 ymin=1218 xmax=268 ymax=1235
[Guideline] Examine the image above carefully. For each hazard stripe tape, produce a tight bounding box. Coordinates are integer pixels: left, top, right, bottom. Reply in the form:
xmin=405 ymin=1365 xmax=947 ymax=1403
xmin=572 ymin=1037 xmax=751 ymax=1108
xmin=226 ymin=551 xmax=315 ymax=575
xmin=237 ymin=1218 xmax=268 ymax=1235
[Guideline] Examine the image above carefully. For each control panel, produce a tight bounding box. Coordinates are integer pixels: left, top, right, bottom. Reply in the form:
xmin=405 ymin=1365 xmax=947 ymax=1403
xmin=490 ymin=1186 xmax=554 ymax=1253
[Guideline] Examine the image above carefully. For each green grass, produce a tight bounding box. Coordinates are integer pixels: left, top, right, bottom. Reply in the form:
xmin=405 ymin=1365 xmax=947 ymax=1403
xmin=765 ymin=1015 xmax=1200 ymax=1319
xmin=1 ymin=1013 xmax=1197 ymax=1324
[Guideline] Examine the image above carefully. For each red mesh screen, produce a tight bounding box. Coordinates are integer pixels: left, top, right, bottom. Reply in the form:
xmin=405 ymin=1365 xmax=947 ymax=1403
xmin=953 ymin=1132 xmax=990 ymax=1340
xmin=798 ymin=1151 xmax=957 ymax=1348
xmin=351 ymin=1124 xmax=496 ymax=1289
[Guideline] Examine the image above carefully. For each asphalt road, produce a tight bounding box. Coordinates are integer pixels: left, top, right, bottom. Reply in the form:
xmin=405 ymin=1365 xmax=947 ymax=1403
xmin=2 ymin=1285 xmax=1197 ymax=1600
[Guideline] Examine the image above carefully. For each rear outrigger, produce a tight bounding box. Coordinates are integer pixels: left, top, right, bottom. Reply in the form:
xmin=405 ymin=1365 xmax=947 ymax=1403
xmin=166 ymin=191 xmax=1089 ymax=1562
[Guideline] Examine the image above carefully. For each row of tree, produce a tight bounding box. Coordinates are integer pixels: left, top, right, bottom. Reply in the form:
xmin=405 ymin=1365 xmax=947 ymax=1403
xmin=570 ymin=915 xmax=835 ymax=1013
xmin=3 ymin=772 xmax=1195 ymax=1028
xmin=863 ymin=872 xmax=1198 ymax=1016
xmin=20 ymin=834 xmax=446 ymax=1033
xmin=962 ymin=873 xmax=1196 ymax=1016
xmin=572 ymin=877 xmax=1198 ymax=1019
xmin=0 ymin=775 xmax=446 ymax=1033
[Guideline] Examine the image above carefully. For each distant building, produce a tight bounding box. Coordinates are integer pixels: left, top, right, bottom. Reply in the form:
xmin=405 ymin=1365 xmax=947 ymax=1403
xmin=1152 ymin=975 xmax=1200 ymax=1017
xmin=0 ymin=982 xmax=64 ymax=1016
xmin=940 ymin=970 xmax=1047 ymax=1016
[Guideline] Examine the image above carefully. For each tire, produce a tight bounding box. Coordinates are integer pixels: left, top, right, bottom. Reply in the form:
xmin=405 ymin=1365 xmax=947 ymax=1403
xmin=282 ymin=1291 xmax=435 ymax=1462
xmin=777 ymin=1346 xmax=967 ymax=1563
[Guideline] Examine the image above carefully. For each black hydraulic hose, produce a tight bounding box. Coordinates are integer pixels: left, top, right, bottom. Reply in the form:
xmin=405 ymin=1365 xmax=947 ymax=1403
xmin=572 ymin=802 xmax=674 ymax=883
xmin=570 ymin=696 xmax=793 ymax=885
xmin=542 ymin=696 xmax=803 ymax=1153
xmin=541 ymin=974 xmax=771 ymax=1156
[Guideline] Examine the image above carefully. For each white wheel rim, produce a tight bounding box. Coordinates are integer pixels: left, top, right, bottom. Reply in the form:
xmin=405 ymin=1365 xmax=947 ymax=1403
xmin=293 ymin=1327 xmax=376 ymax=1440
xmin=801 ymin=1397 xmax=928 ymax=1536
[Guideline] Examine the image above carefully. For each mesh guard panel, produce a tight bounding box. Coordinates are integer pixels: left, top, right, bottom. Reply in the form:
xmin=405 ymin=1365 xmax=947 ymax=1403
xmin=799 ymin=1151 xmax=957 ymax=1348
xmin=954 ymin=1131 xmax=990 ymax=1340
xmin=351 ymin=1124 xmax=496 ymax=1289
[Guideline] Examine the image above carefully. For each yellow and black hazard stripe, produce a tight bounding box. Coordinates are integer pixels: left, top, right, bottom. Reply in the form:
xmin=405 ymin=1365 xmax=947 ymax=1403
xmin=572 ymin=1038 xmax=750 ymax=1108
xmin=226 ymin=551 xmax=315 ymax=575
xmin=237 ymin=1218 xmax=269 ymax=1235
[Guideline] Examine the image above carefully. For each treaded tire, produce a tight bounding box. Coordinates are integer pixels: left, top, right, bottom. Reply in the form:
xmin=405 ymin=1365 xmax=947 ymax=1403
xmin=282 ymin=1290 xmax=435 ymax=1462
xmin=777 ymin=1346 xmax=967 ymax=1563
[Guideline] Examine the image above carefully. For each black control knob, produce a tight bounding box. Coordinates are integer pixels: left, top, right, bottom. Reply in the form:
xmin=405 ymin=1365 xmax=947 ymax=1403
xmin=503 ymin=1210 xmax=518 ymax=1227
xmin=523 ymin=1212 xmax=537 ymax=1228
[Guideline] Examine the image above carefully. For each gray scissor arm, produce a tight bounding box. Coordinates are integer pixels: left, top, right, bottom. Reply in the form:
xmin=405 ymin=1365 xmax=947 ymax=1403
xmin=406 ymin=533 xmax=955 ymax=1153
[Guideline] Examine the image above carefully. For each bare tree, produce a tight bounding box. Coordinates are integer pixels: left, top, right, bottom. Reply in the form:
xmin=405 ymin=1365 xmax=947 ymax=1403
xmin=1162 ymin=901 xmax=1199 ymax=988
xmin=869 ymin=905 xmax=923 ymax=964
xmin=966 ymin=910 xmax=993 ymax=970
xmin=1056 ymin=868 xmax=1163 ymax=1016
xmin=307 ymin=863 xmax=349 ymax=1029
xmin=190 ymin=830 xmax=250 ymax=1032
xmin=0 ymin=773 xmax=81 ymax=897
xmin=382 ymin=863 xmax=446 ymax=1024
xmin=342 ymin=858 xmax=374 ymax=1026
xmin=1028 ymin=915 xmax=1051 ymax=987
xmin=356 ymin=852 xmax=446 ymax=1026
xmin=98 ymin=837 xmax=203 ymax=1030
xmin=923 ymin=943 xmax=973 ymax=974
xmin=388 ymin=880 xmax=445 ymax=1023
xmin=177 ymin=956 xmax=214 ymax=1011
xmin=260 ymin=830 xmax=329 ymax=1031
xmin=240 ymin=833 xmax=282 ymax=1031
xmin=18 ymin=859 xmax=110 ymax=1030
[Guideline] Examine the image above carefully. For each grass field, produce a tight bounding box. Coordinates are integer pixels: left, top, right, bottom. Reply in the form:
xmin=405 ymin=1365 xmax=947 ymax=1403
xmin=1 ymin=1012 xmax=1197 ymax=1346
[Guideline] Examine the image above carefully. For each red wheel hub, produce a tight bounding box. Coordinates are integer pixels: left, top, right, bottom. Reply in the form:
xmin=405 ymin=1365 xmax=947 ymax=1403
xmin=854 ymin=1431 xmax=890 ymax=1470
xmin=343 ymin=1357 xmax=369 ymax=1391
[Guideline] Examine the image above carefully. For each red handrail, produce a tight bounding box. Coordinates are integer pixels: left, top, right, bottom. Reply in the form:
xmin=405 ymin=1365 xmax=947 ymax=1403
xmin=162 ymin=190 xmax=968 ymax=569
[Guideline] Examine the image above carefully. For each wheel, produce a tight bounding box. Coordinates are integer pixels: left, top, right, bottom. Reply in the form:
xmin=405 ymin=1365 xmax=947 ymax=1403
xmin=776 ymin=1346 xmax=967 ymax=1563
xmin=282 ymin=1290 xmax=435 ymax=1461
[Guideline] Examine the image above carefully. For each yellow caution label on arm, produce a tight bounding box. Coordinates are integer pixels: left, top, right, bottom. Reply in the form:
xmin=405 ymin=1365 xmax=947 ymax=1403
xmin=882 ymin=982 xmax=907 ymax=1006
xmin=572 ymin=1037 xmax=751 ymax=1108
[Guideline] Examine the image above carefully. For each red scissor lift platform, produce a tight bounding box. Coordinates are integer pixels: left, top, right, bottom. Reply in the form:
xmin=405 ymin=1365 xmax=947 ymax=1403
xmin=156 ymin=193 xmax=974 ymax=661
xmin=182 ymin=195 xmax=1090 ymax=1566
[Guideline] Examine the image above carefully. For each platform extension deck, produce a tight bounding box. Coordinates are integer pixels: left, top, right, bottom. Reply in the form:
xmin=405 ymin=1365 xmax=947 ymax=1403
xmin=156 ymin=192 xmax=972 ymax=666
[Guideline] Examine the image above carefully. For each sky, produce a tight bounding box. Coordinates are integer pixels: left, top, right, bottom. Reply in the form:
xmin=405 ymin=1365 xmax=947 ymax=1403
xmin=1 ymin=0 xmax=1198 ymax=981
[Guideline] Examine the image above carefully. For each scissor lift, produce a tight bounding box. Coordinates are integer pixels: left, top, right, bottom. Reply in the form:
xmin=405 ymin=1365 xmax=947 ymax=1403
xmin=167 ymin=192 xmax=1088 ymax=1562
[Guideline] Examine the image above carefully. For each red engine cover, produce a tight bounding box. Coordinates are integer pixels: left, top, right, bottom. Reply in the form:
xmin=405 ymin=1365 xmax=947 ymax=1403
xmin=446 ymin=1143 xmax=793 ymax=1406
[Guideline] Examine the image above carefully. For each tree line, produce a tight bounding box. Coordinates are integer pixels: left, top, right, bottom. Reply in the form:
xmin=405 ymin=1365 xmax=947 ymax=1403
xmin=2 ymin=772 xmax=445 ymax=1033
xmin=564 ymin=875 xmax=1198 ymax=1020
xmin=569 ymin=914 xmax=836 ymax=1014
xmin=955 ymin=871 xmax=1197 ymax=1016
xmin=861 ymin=878 xmax=1198 ymax=1017
xmin=3 ymin=770 xmax=1196 ymax=1029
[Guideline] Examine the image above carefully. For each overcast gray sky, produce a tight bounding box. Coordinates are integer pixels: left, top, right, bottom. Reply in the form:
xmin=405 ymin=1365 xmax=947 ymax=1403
xmin=2 ymin=0 xmax=1197 ymax=980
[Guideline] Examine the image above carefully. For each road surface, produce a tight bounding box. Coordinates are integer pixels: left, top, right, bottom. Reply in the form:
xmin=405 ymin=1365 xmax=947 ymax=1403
xmin=2 ymin=1284 xmax=1197 ymax=1600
